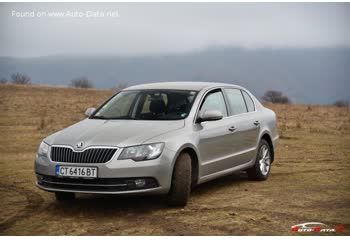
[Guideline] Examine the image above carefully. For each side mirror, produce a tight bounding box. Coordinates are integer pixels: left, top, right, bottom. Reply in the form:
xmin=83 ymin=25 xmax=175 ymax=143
xmin=197 ymin=110 xmax=223 ymax=123
xmin=85 ymin=107 xmax=96 ymax=117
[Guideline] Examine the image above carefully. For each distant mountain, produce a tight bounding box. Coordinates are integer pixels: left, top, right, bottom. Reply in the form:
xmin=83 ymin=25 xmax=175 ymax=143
xmin=1 ymin=47 xmax=349 ymax=104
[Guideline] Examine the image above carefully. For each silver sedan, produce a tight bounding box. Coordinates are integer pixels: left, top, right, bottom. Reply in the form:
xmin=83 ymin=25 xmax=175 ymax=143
xmin=35 ymin=82 xmax=278 ymax=206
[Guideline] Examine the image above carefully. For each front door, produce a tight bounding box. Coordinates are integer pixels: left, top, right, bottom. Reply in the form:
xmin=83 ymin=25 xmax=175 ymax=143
xmin=197 ymin=89 xmax=236 ymax=177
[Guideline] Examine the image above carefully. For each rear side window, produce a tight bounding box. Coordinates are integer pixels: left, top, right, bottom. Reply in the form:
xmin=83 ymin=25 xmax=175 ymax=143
xmin=242 ymin=90 xmax=255 ymax=112
xmin=200 ymin=90 xmax=228 ymax=117
xmin=223 ymin=88 xmax=247 ymax=115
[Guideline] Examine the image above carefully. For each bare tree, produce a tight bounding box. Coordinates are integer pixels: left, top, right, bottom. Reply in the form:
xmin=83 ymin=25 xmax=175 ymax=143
xmin=0 ymin=77 xmax=7 ymax=84
xmin=11 ymin=73 xmax=31 ymax=85
xmin=262 ymin=90 xmax=290 ymax=104
xmin=333 ymin=99 xmax=349 ymax=107
xmin=70 ymin=77 xmax=94 ymax=88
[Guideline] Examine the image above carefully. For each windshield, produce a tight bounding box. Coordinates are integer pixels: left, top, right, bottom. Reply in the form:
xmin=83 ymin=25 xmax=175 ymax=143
xmin=91 ymin=90 xmax=198 ymax=120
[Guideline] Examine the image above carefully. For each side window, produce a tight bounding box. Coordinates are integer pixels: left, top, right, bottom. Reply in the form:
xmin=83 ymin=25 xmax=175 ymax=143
xmin=223 ymin=88 xmax=248 ymax=115
xmin=242 ymin=91 xmax=255 ymax=112
xmin=200 ymin=90 xmax=228 ymax=117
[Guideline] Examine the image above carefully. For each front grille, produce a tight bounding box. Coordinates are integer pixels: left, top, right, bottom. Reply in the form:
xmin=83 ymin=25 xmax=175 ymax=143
xmin=50 ymin=146 xmax=117 ymax=164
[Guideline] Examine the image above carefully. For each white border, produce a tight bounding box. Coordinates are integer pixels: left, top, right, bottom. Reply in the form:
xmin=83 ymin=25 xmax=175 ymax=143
xmin=1 ymin=236 xmax=350 ymax=239
xmin=1 ymin=1 xmax=348 ymax=239
xmin=2 ymin=0 xmax=350 ymax=3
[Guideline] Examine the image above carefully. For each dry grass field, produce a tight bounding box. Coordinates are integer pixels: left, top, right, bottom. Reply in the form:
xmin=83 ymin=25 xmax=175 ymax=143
xmin=0 ymin=84 xmax=349 ymax=236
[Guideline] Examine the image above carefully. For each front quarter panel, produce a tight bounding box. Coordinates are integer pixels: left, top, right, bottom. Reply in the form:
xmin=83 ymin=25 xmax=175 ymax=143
xmin=143 ymin=125 xmax=201 ymax=174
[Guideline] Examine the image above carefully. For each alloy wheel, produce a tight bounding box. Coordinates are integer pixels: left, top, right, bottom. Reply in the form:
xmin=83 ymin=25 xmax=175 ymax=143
xmin=258 ymin=144 xmax=270 ymax=175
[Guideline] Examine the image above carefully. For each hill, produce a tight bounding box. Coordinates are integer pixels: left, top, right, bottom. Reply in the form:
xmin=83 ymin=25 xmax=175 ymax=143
xmin=1 ymin=47 xmax=350 ymax=104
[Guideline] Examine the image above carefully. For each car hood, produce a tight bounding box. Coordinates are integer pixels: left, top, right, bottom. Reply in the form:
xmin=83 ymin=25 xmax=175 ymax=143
xmin=45 ymin=119 xmax=185 ymax=150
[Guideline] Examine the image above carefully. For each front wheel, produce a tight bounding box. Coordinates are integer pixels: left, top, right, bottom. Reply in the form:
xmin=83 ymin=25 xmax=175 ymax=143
xmin=167 ymin=153 xmax=192 ymax=207
xmin=247 ymin=139 xmax=272 ymax=181
xmin=55 ymin=192 xmax=75 ymax=201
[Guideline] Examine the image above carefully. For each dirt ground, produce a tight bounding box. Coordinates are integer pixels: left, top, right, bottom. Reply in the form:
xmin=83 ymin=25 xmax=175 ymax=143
xmin=0 ymin=84 xmax=349 ymax=236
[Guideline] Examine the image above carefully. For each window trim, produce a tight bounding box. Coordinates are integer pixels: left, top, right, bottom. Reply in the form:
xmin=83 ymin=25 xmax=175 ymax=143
xmin=222 ymin=88 xmax=249 ymax=116
xmin=240 ymin=90 xmax=249 ymax=113
xmin=221 ymin=87 xmax=258 ymax=118
xmin=241 ymin=89 xmax=256 ymax=112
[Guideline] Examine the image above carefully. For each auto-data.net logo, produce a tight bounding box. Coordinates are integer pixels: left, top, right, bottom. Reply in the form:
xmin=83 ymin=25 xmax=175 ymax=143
xmin=291 ymin=222 xmax=346 ymax=233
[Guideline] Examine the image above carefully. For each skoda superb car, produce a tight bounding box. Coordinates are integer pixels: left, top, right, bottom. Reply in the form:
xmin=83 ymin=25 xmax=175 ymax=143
xmin=35 ymin=82 xmax=278 ymax=206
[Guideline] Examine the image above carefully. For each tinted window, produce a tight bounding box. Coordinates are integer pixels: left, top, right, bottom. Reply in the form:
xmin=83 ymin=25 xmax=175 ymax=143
xmin=200 ymin=90 xmax=228 ymax=117
xmin=224 ymin=88 xmax=247 ymax=115
xmin=242 ymin=91 xmax=255 ymax=112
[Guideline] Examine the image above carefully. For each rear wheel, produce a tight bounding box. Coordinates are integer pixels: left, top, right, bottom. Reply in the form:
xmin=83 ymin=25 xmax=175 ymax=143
xmin=55 ymin=192 xmax=75 ymax=201
xmin=167 ymin=153 xmax=191 ymax=207
xmin=247 ymin=139 xmax=272 ymax=180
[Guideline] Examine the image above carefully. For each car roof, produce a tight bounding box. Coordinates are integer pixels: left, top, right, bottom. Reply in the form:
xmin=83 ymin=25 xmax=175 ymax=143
xmin=124 ymin=82 xmax=242 ymax=91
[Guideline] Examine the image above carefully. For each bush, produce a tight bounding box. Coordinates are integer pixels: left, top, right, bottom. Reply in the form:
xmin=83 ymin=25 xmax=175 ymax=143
xmin=11 ymin=73 xmax=31 ymax=85
xmin=70 ymin=77 xmax=94 ymax=88
xmin=262 ymin=90 xmax=290 ymax=104
xmin=333 ymin=100 xmax=349 ymax=107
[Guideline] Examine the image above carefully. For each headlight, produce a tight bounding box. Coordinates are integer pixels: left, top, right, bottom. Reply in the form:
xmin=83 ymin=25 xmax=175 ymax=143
xmin=38 ymin=141 xmax=49 ymax=157
xmin=118 ymin=143 xmax=164 ymax=161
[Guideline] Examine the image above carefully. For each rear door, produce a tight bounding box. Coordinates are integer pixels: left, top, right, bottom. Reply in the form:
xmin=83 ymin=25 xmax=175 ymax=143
xmin=222 ymin=88 xmax=260 ymax=166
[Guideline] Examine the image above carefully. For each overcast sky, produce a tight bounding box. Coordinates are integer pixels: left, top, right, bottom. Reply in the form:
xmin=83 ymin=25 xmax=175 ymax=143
xmin=1 ymin=3 xmax=350 ymax=57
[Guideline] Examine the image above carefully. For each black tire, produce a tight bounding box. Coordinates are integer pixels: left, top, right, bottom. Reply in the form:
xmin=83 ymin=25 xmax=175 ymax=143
xmin=167 ymin=153 xmax=192 ymax=207
xmin=55 ymin=192 xmax=75 ymax=201
xmin=247 ymin=139 xmax=272 ymax=181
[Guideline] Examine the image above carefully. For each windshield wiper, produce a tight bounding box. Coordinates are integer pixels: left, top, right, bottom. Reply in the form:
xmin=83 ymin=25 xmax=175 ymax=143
xmin=109 ymin=116 xmax=134 ymax=120
xmin=91 ymin=115 xmax=109 ymax=119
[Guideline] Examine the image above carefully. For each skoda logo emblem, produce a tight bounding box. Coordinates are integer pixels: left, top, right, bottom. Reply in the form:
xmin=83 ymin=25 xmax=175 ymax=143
xmin=76 ymin=141 xmax=84 ymax=149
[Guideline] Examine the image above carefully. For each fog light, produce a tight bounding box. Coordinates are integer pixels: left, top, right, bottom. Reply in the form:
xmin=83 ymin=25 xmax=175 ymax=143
xmin=134 ymin=179 xmax=146 ymax=188
xmin=36 ymin=174 xmax=43 ymax=183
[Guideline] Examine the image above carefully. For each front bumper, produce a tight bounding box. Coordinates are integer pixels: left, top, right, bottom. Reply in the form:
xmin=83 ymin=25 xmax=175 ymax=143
xmin=35 ymin=146 xmax=176 ymax=195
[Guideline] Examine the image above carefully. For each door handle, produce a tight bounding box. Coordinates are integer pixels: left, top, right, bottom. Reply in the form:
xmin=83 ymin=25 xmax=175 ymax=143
xmin=228 ymin=126 xmax=236 ymax=132
xmin=254 ymin=121 xmax=260 ymax=126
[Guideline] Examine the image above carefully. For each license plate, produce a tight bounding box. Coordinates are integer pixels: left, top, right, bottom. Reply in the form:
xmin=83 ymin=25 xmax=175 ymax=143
xmin=56 ymin=165 xmax=98 ymax=178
